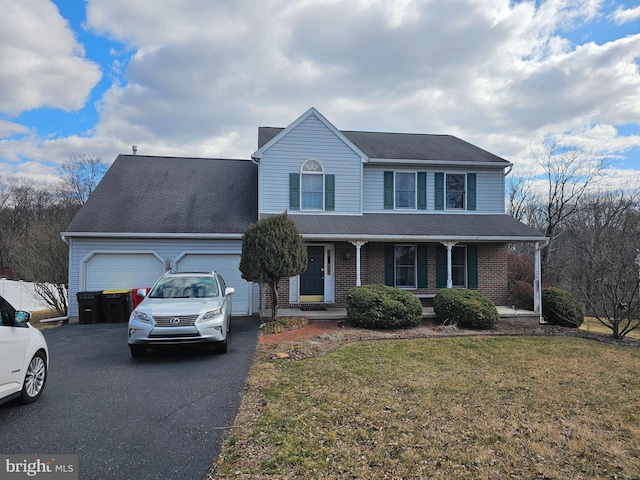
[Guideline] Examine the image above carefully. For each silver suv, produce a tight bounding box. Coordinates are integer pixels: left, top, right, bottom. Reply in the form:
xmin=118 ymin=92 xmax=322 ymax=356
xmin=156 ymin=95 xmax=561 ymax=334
xmin=127 ymin=271 xmax=235 ymax=357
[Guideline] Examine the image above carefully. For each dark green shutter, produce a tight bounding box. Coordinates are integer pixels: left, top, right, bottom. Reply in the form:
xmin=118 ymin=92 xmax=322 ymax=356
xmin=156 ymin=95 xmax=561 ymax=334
xmin=434 ymin=172 xmax=444 ymax=210
xmin=467 ymin=173 xmax=476 ymax=211
xmin=436 ymin=245 xmax=447 ymax=288
xmin=325 ymin=174 xmax=335 ymax=211
xmin=384 ymin=244 xmax=394 ymax=286
xmin=384 ymin=171 xmax=394 ymax=209
xmin=417 ymin=172 xmax=427 ymax=210
xmin=417 ymin=244 xmax=428 ymax=288
xmin=468 ymin=245 xmax=478 ymax=289
xmin=289 ymin=173 xmax=300 ymax=210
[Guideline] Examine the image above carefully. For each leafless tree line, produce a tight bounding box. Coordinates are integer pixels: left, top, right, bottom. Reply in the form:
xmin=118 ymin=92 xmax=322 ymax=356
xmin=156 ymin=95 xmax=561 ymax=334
xmin=0 ymin=155 xmax=107 ymax=315
xmin=508 ymin=138 xmax=640 ymax=338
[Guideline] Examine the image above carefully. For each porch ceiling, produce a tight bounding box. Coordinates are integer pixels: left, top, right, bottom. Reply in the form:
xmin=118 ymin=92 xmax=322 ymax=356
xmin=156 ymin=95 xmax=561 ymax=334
xmin=286 ymin=213 xmax=547 ymax=243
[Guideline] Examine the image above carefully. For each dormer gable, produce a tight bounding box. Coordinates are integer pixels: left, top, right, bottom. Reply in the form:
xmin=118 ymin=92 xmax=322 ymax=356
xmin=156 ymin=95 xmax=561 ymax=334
xmin=253 ymin=107 xmax=368 ymax=162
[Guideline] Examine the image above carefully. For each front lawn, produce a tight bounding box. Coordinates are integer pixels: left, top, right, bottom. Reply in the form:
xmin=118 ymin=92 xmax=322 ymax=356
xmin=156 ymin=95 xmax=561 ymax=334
xmin=580 ymin=316 xmax=640 ymax=340
xmin=213 ymin=336 xmax=640 ymax=479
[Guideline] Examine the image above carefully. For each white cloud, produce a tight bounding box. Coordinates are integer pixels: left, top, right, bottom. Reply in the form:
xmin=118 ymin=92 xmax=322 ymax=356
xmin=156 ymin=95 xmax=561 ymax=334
xmin=0 ymin=0 xmax=102 ymax=114
xmin=1 ymin=0 xmax=640 ymax=185
xmin=611 ymin=4 xmax=640 ymax=25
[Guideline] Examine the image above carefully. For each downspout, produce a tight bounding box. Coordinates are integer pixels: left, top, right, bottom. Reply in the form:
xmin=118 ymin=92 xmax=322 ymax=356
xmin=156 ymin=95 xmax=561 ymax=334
xmin=504 ymin=163 xmax=514 ymax=177
xmin=534 ymin=239 xmax=550 ymax=324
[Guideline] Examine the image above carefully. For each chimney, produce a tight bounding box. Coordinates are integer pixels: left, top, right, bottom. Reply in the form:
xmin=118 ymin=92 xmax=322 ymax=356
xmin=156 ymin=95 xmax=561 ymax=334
xmin=132 ymin=145 xmax=138 ymax=155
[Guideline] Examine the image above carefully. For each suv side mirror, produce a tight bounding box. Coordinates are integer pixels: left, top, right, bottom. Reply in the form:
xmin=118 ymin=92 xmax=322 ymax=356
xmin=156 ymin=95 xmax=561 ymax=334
xmin=225 ymin=287 xmax=235 ymax=296
xmin=136 ymin=288 xmax=148 ymax=298
xmin=14 ymin=311 xmax=31 ymax=325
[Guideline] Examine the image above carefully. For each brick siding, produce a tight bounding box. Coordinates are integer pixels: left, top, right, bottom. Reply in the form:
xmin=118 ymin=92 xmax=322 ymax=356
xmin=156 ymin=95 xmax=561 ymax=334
xmin=263 ymin=242 xmax=509 ymax=310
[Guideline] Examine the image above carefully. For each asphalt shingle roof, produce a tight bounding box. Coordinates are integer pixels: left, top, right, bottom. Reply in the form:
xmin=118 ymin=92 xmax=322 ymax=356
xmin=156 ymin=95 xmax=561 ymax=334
xmin=284 ymin=213 xmax=545 ymax=241
xmin=258 ymin=127 xmax=509 ymax=164
xmin=65 ymin=155 xmax=257 ymax=235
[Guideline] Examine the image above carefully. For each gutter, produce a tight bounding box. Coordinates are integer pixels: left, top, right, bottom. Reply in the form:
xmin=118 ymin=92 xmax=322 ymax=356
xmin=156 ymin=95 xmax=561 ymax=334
xmin=60 ymin=232 xmax=244 ymax=240
xmin=368 ymin=158 xmax=514 ymax=168
xmin=300 ymin=234 xmax=547 ymax=243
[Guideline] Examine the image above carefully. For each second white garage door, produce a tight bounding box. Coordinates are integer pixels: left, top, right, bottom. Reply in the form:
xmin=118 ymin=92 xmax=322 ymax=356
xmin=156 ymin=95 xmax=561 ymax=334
xmin=176 ymin=254 xmax=250 ymax=315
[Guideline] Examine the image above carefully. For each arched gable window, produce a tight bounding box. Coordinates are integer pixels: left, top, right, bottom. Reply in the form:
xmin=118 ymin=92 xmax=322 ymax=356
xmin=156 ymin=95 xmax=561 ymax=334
xmin=300 ymin=159 xmax=324 ymax=210
xmin=289 ymin=160 xmax=335 ymax=211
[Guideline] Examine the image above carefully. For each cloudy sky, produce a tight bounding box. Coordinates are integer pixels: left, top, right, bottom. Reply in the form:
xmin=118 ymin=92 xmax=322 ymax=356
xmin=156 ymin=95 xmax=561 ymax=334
xmin=1 ymin=0 xmax=639 ymax=186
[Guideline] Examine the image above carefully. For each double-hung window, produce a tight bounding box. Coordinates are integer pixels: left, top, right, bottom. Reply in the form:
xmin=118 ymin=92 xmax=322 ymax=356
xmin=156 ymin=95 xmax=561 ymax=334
xmin=289 ymin=160 xmax=335 ymax=211
xmin=395 ymin=172 xmax=416 ymax=209
xmin=446 ymin=173 xmax=466 ymax=210
xmin=394 ymin=245 xmax=416 ymax=288
xmin=301 ymin=159 xmax=323 ymax=210
xmin=434 ymin=172 xmax=476 ymax=211
xmin=384 ymin=171 xmax=427 ymax=210
xmin=385 ymin=244 xmax=428 ymax=289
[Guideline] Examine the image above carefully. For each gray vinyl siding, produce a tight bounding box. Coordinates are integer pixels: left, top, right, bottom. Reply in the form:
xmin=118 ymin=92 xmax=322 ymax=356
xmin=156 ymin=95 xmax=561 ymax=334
xmin=259 ymin=115 xmax=362 ymax=215
xmin=67 ymin=237 xmax=258 ymax=317
xmin=363 ymin=166 xmax=505 ymax=213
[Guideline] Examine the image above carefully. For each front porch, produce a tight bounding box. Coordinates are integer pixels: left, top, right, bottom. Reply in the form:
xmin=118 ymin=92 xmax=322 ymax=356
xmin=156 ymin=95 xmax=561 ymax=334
xmin=277 ymin=305 xmax=541 ymax=324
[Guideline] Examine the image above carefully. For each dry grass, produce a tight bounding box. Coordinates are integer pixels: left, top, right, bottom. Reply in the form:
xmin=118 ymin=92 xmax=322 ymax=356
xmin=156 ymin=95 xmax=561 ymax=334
xmin=581 ymin=316 xmax=640 ymax=340
xmin=212 ymin=336 xmax=640 ymax=479
xmin=29 ymin=309 xmax=64 ymax=330
xmin=259 ymin=316 xmax=309 ymax=334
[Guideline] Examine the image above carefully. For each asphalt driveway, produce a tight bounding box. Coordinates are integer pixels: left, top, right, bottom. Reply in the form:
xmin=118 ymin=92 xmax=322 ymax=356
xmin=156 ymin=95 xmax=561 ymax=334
xmin=0 ymin=317 xmax=259 ymax=480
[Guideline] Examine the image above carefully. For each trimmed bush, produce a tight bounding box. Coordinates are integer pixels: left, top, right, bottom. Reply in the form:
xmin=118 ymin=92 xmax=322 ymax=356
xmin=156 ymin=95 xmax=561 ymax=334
xmin=433 ymin=289 xmax=498 ymax=330
xmin=542 ymin=287 xmax=584 ymax=328
xmin=346 ymin=284 xmax=422 ymax=329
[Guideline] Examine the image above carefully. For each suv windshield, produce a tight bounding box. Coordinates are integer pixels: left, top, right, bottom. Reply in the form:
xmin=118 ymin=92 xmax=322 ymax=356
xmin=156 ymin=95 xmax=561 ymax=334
xmin=149 ymin=276 xmax=219 ymax=299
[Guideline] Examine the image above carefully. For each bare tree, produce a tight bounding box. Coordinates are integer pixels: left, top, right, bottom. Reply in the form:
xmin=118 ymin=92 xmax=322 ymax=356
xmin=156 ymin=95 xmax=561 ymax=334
xmin=532 ymin=137 xmax=610 ymax=273
xmin=57 ymin=154 xmax=108 ymax=205
xmin=1 ymin=156 xmax=108 ymax=315
xmin=564 ymin=191 xmax=640 ymax=339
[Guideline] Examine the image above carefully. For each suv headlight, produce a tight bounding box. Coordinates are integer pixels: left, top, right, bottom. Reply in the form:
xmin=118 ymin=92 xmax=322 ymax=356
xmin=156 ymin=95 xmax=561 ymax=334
xmin=132 ymin=310 xmax=153 ymax=324
xmin=198 ymin=308 xmax=223 ymax=323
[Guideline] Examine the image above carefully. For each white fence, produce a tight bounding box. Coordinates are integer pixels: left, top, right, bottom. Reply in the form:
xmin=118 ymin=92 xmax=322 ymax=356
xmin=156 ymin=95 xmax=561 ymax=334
xmin=0 ymin=279 xmax=56 ymax=312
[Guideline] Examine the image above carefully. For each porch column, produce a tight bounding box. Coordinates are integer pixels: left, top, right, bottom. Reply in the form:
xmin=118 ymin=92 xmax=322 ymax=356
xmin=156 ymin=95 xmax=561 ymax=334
xmin=350 ymin=241 xmax=367 ymax=286
xmin=534 ymin=240 xmax=549 ymax=324
xmin=442 ymin=241 xmax=457 ymax=289
xmin=534 ymin=242 xmax=541 ymax=315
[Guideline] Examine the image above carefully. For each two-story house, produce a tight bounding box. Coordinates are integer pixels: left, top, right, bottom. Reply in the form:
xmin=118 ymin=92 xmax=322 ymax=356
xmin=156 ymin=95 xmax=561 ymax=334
xmin=253 ymin=108 xmax=546 ymax=312
xmin=63 ymin=107 xmax=546 ymax=320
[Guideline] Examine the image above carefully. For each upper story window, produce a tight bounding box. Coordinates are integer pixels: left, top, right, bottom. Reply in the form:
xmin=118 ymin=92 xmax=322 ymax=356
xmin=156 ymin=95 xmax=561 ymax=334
xmin=289 ymin=160 xmax=335 ymax=211
xmin=435 ymin=172 xmax=476 ymax=211
xmin=395 ymin=172 xmax=416 ymax=209
xmin=384 ymin=171 xmax=426 ymax=210
xmin=301 ymin=159 xmax=324 ymax=210
xmin=446 ymin=173 xmax=466 ymax=210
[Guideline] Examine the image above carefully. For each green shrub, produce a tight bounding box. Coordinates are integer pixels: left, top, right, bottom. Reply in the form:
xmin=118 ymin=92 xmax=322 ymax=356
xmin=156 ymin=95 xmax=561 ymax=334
xmin=346 ymin=284 xmax=422 ymax=329
xmin=542 ymin=287 xmax=584 ymax=328
xmin=433 ymin=289 xmax=498 ymax=330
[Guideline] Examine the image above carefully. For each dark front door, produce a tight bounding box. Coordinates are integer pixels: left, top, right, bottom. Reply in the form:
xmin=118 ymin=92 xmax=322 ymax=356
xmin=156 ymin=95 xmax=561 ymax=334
xmin=300 ymin=246 xmax=324 ymax=301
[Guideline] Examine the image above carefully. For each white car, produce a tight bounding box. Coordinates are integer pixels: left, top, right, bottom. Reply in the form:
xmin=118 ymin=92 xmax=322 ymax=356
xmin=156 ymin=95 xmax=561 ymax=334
xmin=127 ymin=271 xmax=234 ymax=357
xmin=0 ymin=295 xmax=49 ymax=405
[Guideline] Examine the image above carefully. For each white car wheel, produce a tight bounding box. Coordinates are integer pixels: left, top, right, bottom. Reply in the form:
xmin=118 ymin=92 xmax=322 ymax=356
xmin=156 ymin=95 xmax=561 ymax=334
xmin=20 ymin=351 xmax=47 ymax=403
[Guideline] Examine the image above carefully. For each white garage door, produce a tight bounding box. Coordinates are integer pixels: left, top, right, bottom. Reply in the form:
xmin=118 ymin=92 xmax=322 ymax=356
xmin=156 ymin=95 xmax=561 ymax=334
xmin=85 ymin=253 xmax=164 ymax=291
xmin=176 ymin=254 xmax=249 ymax=315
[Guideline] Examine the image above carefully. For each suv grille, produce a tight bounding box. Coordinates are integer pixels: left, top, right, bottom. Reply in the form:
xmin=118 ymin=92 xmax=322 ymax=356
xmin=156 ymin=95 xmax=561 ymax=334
xmin=154 ymin=315 xmax=199 ymax=327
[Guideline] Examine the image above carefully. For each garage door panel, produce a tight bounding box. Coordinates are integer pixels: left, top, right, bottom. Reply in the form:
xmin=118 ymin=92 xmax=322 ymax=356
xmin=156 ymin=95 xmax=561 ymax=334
xmin=176 ymin=254 xmax=249 ymax=315
xmin=86 ymin=254 xmax=164 ymax=291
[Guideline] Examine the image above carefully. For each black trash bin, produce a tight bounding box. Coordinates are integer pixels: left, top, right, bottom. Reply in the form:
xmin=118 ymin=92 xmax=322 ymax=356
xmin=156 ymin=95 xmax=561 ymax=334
xmin=76 ymin=291 xmax=104 ymax=324
xmin=102 ymin=289 xmax=132 ymax=323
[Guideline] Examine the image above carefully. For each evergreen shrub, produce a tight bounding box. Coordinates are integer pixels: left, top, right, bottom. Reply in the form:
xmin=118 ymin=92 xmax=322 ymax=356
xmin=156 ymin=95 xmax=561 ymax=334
xmin=346 ymin=284 xmax=422 ymax=329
